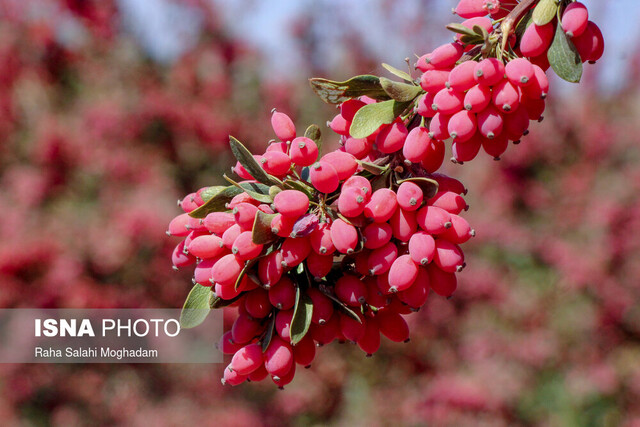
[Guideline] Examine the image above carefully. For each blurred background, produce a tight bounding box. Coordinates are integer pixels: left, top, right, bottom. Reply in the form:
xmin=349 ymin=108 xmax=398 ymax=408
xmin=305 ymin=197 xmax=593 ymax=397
xmin=0 ymin=0 xmax=639 ymax=425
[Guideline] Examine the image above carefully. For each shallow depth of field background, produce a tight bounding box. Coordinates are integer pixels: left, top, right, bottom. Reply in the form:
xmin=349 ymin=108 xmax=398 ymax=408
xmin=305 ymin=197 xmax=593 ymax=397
xmin=0 ymin=1 xmax=639 ymax=426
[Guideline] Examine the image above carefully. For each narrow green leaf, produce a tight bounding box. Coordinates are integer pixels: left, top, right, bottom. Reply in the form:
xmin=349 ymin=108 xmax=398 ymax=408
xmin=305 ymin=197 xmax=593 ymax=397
xmin=284 ymin=179 xmax=315 ymax=198
xmin=234 ymin=259 xmax=258 ymax=290
xmin=381 ymin=63 xmax=413 ymax=82
xmin=290 ymin=288 xmax=313 ymax=345
xmin=446 ymin=23 xmax=477 ymax=37
xmin=357 ymin=160 xmax=388 ymax=175
xmin=309 ymin=75 xmax=390 ymax=104
xmin=229 ymin=136 xmax=281 ymax=186
xmin=304 ymin=124 xmax=322 ymax=156
xmin=397 ymin=177 xmax=439 ymax=200
xmin=318 ymin=286 xmax=362 ymax=324
xmin=189 ymin=182 xmax=271 ymax=218
xmin=223 ymin=174 xmax=273 ymax=204
xmin=379 ymin=77 xmax=423 ymax=102
xmin=179 ymin=284 xmax=212 ymax=329
xmin=547 ymin=19 xmax=582 ymax=83
xmin=199 ymin=186 xmax=226 ymax=203
xmin=532 ymin=0 xmax=558 ymax=26
xmin=261 ymin=315 xmax=276 ymax=353
xmin=252 ymin=210 xmax=278 ymax=245
xmin=349 ymin=100 xmax=411 ymax=139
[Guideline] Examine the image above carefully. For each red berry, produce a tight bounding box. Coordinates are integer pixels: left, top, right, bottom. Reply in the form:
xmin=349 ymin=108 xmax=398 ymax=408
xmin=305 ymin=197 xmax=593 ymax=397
xmin=430 ymin=191 xmax=467 ymax=215
xmin=364 ymin=188 xmax=398 ymax=223
xmin=307 ymin=251 xmax=333 ymax=280
xmin=275 ymin=309 xmax=294 ymax=341
xmin=343 ymin=175 xmax=372 ymax=197
xmin=505 ymin=58 xmax=535 ymax=87
xmin=269 ymin=276 xmax=296 ymax=310
xmin=338 ymin=187 xmax=367 ymax=218
xmin=357 ymin=318 xmax=381 ymax=356
xmin=427 ymin=264 xmax=457 ymax=297
xmin=168 ymin=213 xmax=191 ymax=237
xmin=562 ymin=2 xmax=589 ymax=38
xmin=416 ymin=205 xmax=452 ymax=235
xmin=310 ymin=161 xmax=340 ymax=193
xmin=217 ymin=330 xmax=242 ymax=355
xmin=172 ymin=241 xmax=196 ymax=269
xmin=434 ymin=239 xmax=465 ymax=273
xmin=477 ymin=105 xmax=504 ymax=139
xmin=455 ymin=0 xmax=486 ymax=18
xmin=340 ymin=99 xmax=366 ymax=121
xmin=222 ymin=364 xmax=248 ymax=386
xmin=448 ymin=110 xmax=477 ymax=142
xmin=503 ymin=105 xmax=530 ymax=141
xmin=464 ymin=84 xmax=492 ymax=113
xmin=271 ymin=213 xmax=296 ymax=238
xmin=376 ymin=120 xmax=408 ymax=154
xmin=222 ymin=224 xmax=242 ymax=250
xmin=368 ymin=241 xmax=398 ymax=275
xmin=429 ymin=112 xmax=450 ymax=140
xmin=417 ymin=93 xmax=437 ymax=118
xmin=492 ymin=79 xmax=520 ymax=113
xmin=232 ymin=231 xmax=263 ymax=260
xmin=482 ymin=132 xmax=509 ymax=159
xmin=244 ymin=288 xmax=272 ymax=318
xmin=474 ymin=58 xmax=505 ymax=87
xmin=211 ymin=254 xmax=244 ymax=287
xmin=409 ymin=231 xmax=436 ymax=266
xmin=308 ymin=288 xmax=334 ymax=325
xmin=335 ymin=274 xmax=368 ymax=307
xmin=330 ymin=218 xmax=359 ymax=254
xmin=329 ymin=114 xmax=350 ymax=136
xmin=261 ymin=151 xmax=291 ymax=176
xmin=397 ymin=181 xmax=424 ymax=211
xmin=440 ymin=214 xmax=475 ymax=244
xmin=388 ymin=254 xmax=419 ymax=292
xmin=290 ymin=136 xmax=318 ymax=166
xmin=520 ymin=23 xmax=554 ymax=58
xmin=193 ymin=257 xmax=216 ymax=285
xmin=452 ymin=133 xmax=482 ymax=162
xmin=273 ymin=190 xmax=309 ymax=218
xmin=378 ymin=312 xmax=410 ymax=342
xmin=231 ymin=314 xmax=262 ymax=344
xmin=448 ymin=60 xmax=478 ymax=92
xmin=293 ymin=334 xmax=316 ymax=367
xmin=264 ymin=336 xmax=293 ymax=377
xmin=403 ymin=127 xmax=431 ymax=163
xmin=420 ymin=69 xmax=451 ymax=93
xmin=281 ymin=237 xmax=311 ymax=268
xmin=428 ymin=43 xmax=464 ymax=68
xmin=398 ymin=267 xmax=430 ymax=308
xmin=421 ymin=139 xmax=445 ymax=173
xmin=432 ymin=88 xmax=464 ymax=115
xmin=522 ymin=64 xmax=549 ymax=100
xmin=340 ymin=312 xmax=366 ymax=342
xmin=258 ymin=251 xmax=285 ymax=287
xmin=363 ymin=222 xmax=393 ymax=249
xmin=344 ymin=136 xmax=372 ymax=158
xmin=310 ymin=222 xmax=336 ymax=255
xmin=231 ymin=343 xmax=263 ymax=375
xmin=203 ymin=212 xmax=235 ymax=235
xmin=271 ymin=111 xmax=296 ymax=142
xmin=390 ymin=208 xmax=418 ymax=242
xmin=233 ymin=202 xmax=259 ymax=231
xmin=311 ymin=314 xmax=340 ymax=344
xmin=321 ymin=151 xmax=357 ymax=180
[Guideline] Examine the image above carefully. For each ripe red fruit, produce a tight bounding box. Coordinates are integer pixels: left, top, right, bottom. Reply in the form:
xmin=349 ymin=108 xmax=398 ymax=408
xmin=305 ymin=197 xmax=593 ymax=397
xmin=434 ymin=239 xmax=465 ymax=273
xmin=193 ymin=257 xmax=216 ymax=285
xmin=329 ymin=114 xmax=350 ymax=136
xmin=520 ymin=23 xmax=554 ymax=58
xmin=430 ymin=191 xmax=467 ymax=215
xmin=357 ymin=318 xmax=381 ymax=356
xmin=403 ymin=126 xmax=431 ymax=163
xmin=289 ymin=136 xmax=319 ymax=166
xmin=258 ymin=251 xmax=285 ymax=287
xmin=307 ymin=288 xmax=334 ymax=324
xmin=416 ymin=205 xmax=452 ymax=235
xmin=335 ymin=274 xmax=368 ymax=306
xmin=368 ymin=241 xmax=399 ymax=275
xmin=321 ymin=151 xmax=357 ymax=180
xmin=168 ymin=213 xmax=191 ymax=237
xmin=330 ymin=218 xmax=359 ymax=254
xmin=397 ymin=181 xmax=424 ymax=211
xmin=505 ymin=58 xmax=535 ymax=87
xmin=448 ymin=110 xmax=477 ymax=142
xmin=310 ymin=222 xmax=336 ymax=255
xmin=232 ymin=161 xmax=253 ymax=180
xmin=172 ymin=241 xmax=196 ymax=269
xmin=377 ymin=312 xmax=410 ymax=342
xmin=474 ymin=58 xmax=505 ymax=87
xmin=203 ymin=212 xmax=235 ymax=235
xmin=440 ymin=214 xmax=475 ymax=244
xmin=188 ymin=235 xmax=224 ymax=259
xmin=420 ymin=69 xmax=451 ymax=93
xmin=338 ymin=187 xmax=367 ymax=218
xmin=492 ymin=79 xmax=520 ymax=113
xmin=432 ymin=88 xmax=464 ymax=115
xmin=306 ymin=251 xmax=333 ymax=280
xmin=427 ymin=264 xmax=457 ymax=297
xmin=523 ymin=64 xmax=549 ymax=99
xmin=456 ymin=17 xmax=493 ymax=43
xmin=562 ymin=2 xmax=589 ymax=38
xmin=264 ymin=336 xmax=294 ymax=377
xmin=269 ymin=276 xmax=296 ymax=310
xmin=398 ymin=267 xmax=430 ymax=308
xmin=344 ymin=136 xmax=372 ymax=158
xmin=231 ymin=314 xmax=262 ymax=344
xmin=477 ymin=105 xmax=504 ymax=139
xmin=343 ymin=175 xmax=372 ymax=196
xmin=309 ymin=161 xmax=340 ymax=193
xmin=409 ymin=231 xmax=436 ymax=266
xmin=388 ymin=254 xmax=419 ymax=292
xmin=293 ymin=335 xmax=316 ymax=367
xmin=390 ymin=208 xmax=418 ymax=242
xmin=232 ymin=231 xmax=263 ymax=260
xmin=428 ymin=42 xmax=464 ymax=68
xmin=431 ymin=173 xmax=467 ymax=195
xmin=271 ymin=111 xmax=296 ymax=142
xmin=248 ymin=364 xmax=269 ymax=382
xmin=311 ymin=314 xmax=340 ymax=344
xmin=244 ymin=288 xmax=272 ymax=318
xmin=363 ymin=222 xmax=393 ymax=249
xmin=340 ymin=312 xmax=366 ymax=342
xmin=275 ymin=309 xmax=294 ymax=341
xmin=281 ymin=237 xmax=311 ymax=268
xmin=503 ymin=106 xmax=530 ymax=141
xmin=448 ymin=60 xmax=477 ymax=92
xmin=270 ymin=213 xmax=296 ymax=238
xmin=421 ymin=139 xmax=445 ymax=173
xmin=340 ymin=99 xmax=366 ymax=121
xmin=222 ymin=365 xmax=248 ymax=386
xmin=455 ymin=0 xmax=486 ymax=18
xmin=376 ymin=120 xmax=408 ymax=154
xmin=231 ymin=343 xmax=263 ymax=375
xmin=452 ymin=133 xmax=482 ymax=162
xmin=364 ymin=188 xmax=398 ymax=223
xmin=261 ymin=151 xmax=291 ymax=176
xmin=573 ymin=21 xmax=604 ymax=63
xmin=233 ymin=203 xmax=259 ymax=231
xmin=222 ymin=224 xmax=242 ymax=250
xmin=464 ymin=84 xmax=492 ymax=113
xmin=217 ymin=330 xmax=243 ymax=355
xmin=429 ymin=112 xmax=450 ymax=140
xmin=211 ymin=254 xmax=244 ymax=287
xmin=417 ymin=92 xmax=437 ymax=118
xmin=273 ymin=190 xmax=309 ymax=218
xmin=482 ymin=132 xmax=509 ymax=159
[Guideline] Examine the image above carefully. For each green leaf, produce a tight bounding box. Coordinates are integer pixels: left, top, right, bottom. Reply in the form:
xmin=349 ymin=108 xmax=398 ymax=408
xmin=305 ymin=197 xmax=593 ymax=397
xmin=179 ymin=284 xmax=211 ymax=329
xmin=223 ymin=174 xmax=273 ymax=204
xmin=290 ymin=288 xmax=313 ymax=345
xmin=379 ymin=78 xmax=423 ymax=102
xmin=304 ymin=124 xmax=322 ymax=156
xmin=261 ymin=315 xmax=276 ymax=353
xmin=357 ymin=160 xmax=388 ymax=176
xmin=189 ymin=182 xmax=271 ymax=218
xmin=199 ymin=186 xmax=226 ymax=203
xmin=397 ymin=177 xmax=439 ymax=200
xmin=349 ymin=100 xmax=411 ymax=139
xmin=284 ymin=179 xmax=315 ymax=198
xmin=252 ymin=210 xmax=278 ymax=245
xmin=381 ymin=63 xmax=413 ymax=82
xmin=446 ymin=23 xmax=477 ymax=38
xmin=229 ymin=136 xmax=281 ymax=186
xmin=318 ymin=286 xmax=362 ymax=324
xmin=234 ymin=259 xmax=257 ymax=290
xmin=309 ymin=75 xmax=390 ymax=104
xmin=532 ymin=0 xmax=558 ymax=26
xmin=547 ymin=19 xmax=583 ymax=83
xmin=460 ymin=34 xmax=484 ymax=45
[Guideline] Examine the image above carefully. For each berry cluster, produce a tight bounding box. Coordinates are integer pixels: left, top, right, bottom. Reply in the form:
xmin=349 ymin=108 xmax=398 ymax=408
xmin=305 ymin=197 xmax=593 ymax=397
xmin=168 ymin=0 xmax=604 ymax=388
xmin=168 ymin=110 xmax=473 ymax=387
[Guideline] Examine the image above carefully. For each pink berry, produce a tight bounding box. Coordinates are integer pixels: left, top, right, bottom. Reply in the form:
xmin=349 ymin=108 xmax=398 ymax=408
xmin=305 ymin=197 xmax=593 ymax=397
xmin=248 ymin=364 xmax=269 ymax=382
xmin=244 ymin=288 xmax=272 ymax=318
xmin=232 ymin=231 xmax=263 ymax=260
xmin=522 ymin=64 xmax=549 ymax=100
xmin=211 ymin=254 xmax=244 ymax=287
xmin=448 ymin=61 xmax=478 ymax=92
xmin=429 ymin=112 xmax=450 ymax=140
xmin=203 ymin=212 xmax=235 ymax=235
xmin=573 ymin=21 xmax=604 ymax=62
xmin=293 ymin=334 xmax=317 ymax=367
xmin=503 ymin=106 xmax=530 ymax=141
xmin=390 ymin=208 xmax=418 ymax=242
xmin=272 ymin=361 xmax=296 ymax=388
xmin=409 ymin=231 xmax=436 ymax=266
xmin=428 ymin=43 xmax=464 ymax=68
xmin=308 ymin=288 xmax=334 ymax=325
xmin=330 ymin=218 xmax=359 ymax=254
xmin=340 ymin=312 xmax=366 ymax=342
xmin=440 ymin=214 xmax=475 ymax=244
xmin=258 ymin=251 xmax=284 ymax=287
xmin=492 ymin=79 xmax=520 ymax=113
xmin=376 ymin=120 xmax=408 ymax=154
xmin=261 ymin=151 xmax=291 ymax=176
xmin=168 ymin=213 xmax=191 ymax=237
xmin=417 ymin=92 xmax=437 ymax=118
xmin=378 ymin=312 xmax=410 ymax=342
xmin=452 ymin=134 xmax=482 ymax=162
xmin=321 ymin=151 xmax=357 ymax=180
xmin=222 ymin=364 xmax=248 ymax=386
xmin=420 ymin=69 xmax=451 ymax=93
xmin=363 ymin=222 xmax=393 ymax=249
xmin=430 ymin=191 xmax=467 ymax=215
xmin=273 ymin=190 xmax=309 ymax=218
xmin=416 ymin=205 xmax=452 ymax=235
xmin=431 ymin=173 xmax=467 ymax=195
xmin=388 ymin=254 xmax=419 ymax=292
xmin=520 ymin=23 xmax=554 ymax=58
xmin=281 ymin=237 xmax=311 ymax=268
xmin=231 ymin=343 xmax=263 ymax=375
xmin=474 ymin=58 xmax=505 ymax=87
xmin=403 ymin=127 xmax=431 ymax=163
xmin=398 ymin=267 xmax=430 ymax=308
xmin=289 ymin=136 xmax=318 ymax=166
xmin=397 ymin=181 xmax=423 ymax=211
xmin=329 ymin=114 xmax=350 ymax=136
xmin=505 ymin=58 xmax=535 ymax=87
xmin=269 ymin=276 xmax=296 ymax=310
xmin=193 ymin=257 xmax=215 ymax=285
xmin=275 ymin=309 xmax=294 ymax=341
xmin=307 ymin=251 xmax=333 ymax=280
xmin=421 ymin=139 xmax=445 ymax=173
xmin=338 ymin=187 xmax=367 ymax=218
xmin=482 ymin=132 xmax=509 ymax=159
xmin=343 ymin=175 xmax=372 ymax=197
xmin=271 ymin=213 xmax=296 ymax=238
xmin=344 ymin=136 xmax=373 ymax=159
xmin=357 ymin=318 xmax=381 ymax=356
xmin=434 ymin=239 xmax=465 ymax=273
xmin=364 ymin=188 xmax=398 ymax=223
xmin=310 ymin=222 xmax=336 ymax=255
xmin=477 ymin=105 xmax=504 ymax=139
xmin=231 ymin=314 xmax=262 ymax=344
xmin=432 ymin=88 xmax=464 ymax=115
xmin=335 ymin=274 xmax=368 ymax=306
xmin=448 ymin=110 xmax=477 ymax=142
xmin=232 ymin=161 xmax=253 ymax=180
xmin=562 ymin=2 xmax=589 ymax=38
xmin=464 ymin=84 xmax=492 ymax=113
xmin=427 ymin=264 xmax=457 ymax=297
xmin=233 ymin=202 xmax=259 ymax=231
xmin=264 ymin=336 xmax=293 ymax=378
xmin=368 ymin=241 xmax=398 ymax=275
xmin=266 ymin=141 xmax=288 ymax=154
xmin=340 ymin=99 xmax=366 ymax=121
xmin=455 ymin=0 xmax=486 ymax=18
xmin=456 ymin=17 xmax=493 ymax=43
xmin=309 ymin=161 xmax=340 ymax=193
xmin=222 ymin=224 xmax=242 ymax=250
xmin=271 ymin=111 xmax=296 ymax=142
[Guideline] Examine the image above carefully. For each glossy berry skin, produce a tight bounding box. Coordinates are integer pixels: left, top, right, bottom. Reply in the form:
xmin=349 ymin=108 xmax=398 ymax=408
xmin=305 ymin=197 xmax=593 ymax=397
xmin=310 ymin=222 xmax=336 ymax=255
xmin=273 ymin=190 xmax=309 ymax=218
xmin=464 ymin=84 xmax=492 ymax=113
xmin=330 ymin=218 xmax=359 ymax=254
xmin=368 ymin=241 xmax=398 ymax=275
xmin=492 ymin=80 xmax=520 ymax=113
xmin=403 ymin=127 xmax=431 ymax=163
xmin=244 ymin=289 xmax=272 ymax=319
xmin=433 ymin=239 xmax=465 ymax=273
xmin=264 ymin=336 xmax=294 ymax=378
xmin=321 ymin=151 xmax=357 ymax=180
xmin=428 ymin=42 xmax=464 ymax=68
xmin=396 ymin=181 xmax=423 ymax=211
xmin=364 ymin=189 xmax=398 ymax=223
xmin=271 ymin=111 xmax=296 ymax=142
xmin=448 ymin=110 xmax=477 ymax=142
xmin=232 ymin=231 xmax=263 ymax=260
xmin=432 ymin=88 xmax=464 ymax=115
xmin=363 ymin=222 xmax=393 ymax=249
xmin=448 ymin=60 xmax=478 ymax=92
xmin=335 ymin=274 xmax=368 ymax=307
xmin=376 ymin=120 xmax=408 ymax=154
xmin=562 ymin=2 xmax=589 ymax=38
xmin=474 ymin=58 xmax=505 ymax=87
xmin=416 ymin=205 xmax=452 ymax=235
xmin=309 ymin=161 xmax=340 ymax=193
xmin=281 ymin=237 xmax=311 ymax=268
xmin=409 ymin=231 xmax=436 ymax=266
xmin=377 ymin=312 xmax=410 ymax=342
xmin=388 ymin=255 xmax=419 ymax=292
xmin=262 ymin=151 xmax=291 ymax=176
xmin=231 ymin=343 xmax=263 ymax=375
xmin=307 ymin=288 xmax=334 ymax=325
xmin=520 ymin=23 xmax=554 ymax=58
xmin=289 ymin=136 xmax=318 ymax=166
xmin=505 ymin=58 xmax=535 ymax=87
xmin=338 ymin=187 xmax=367 ymax=218
xmin=211 ymin=254 xmax=244 ymax=287
xmin=427 ymin=264 xmax=457 ymax=297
